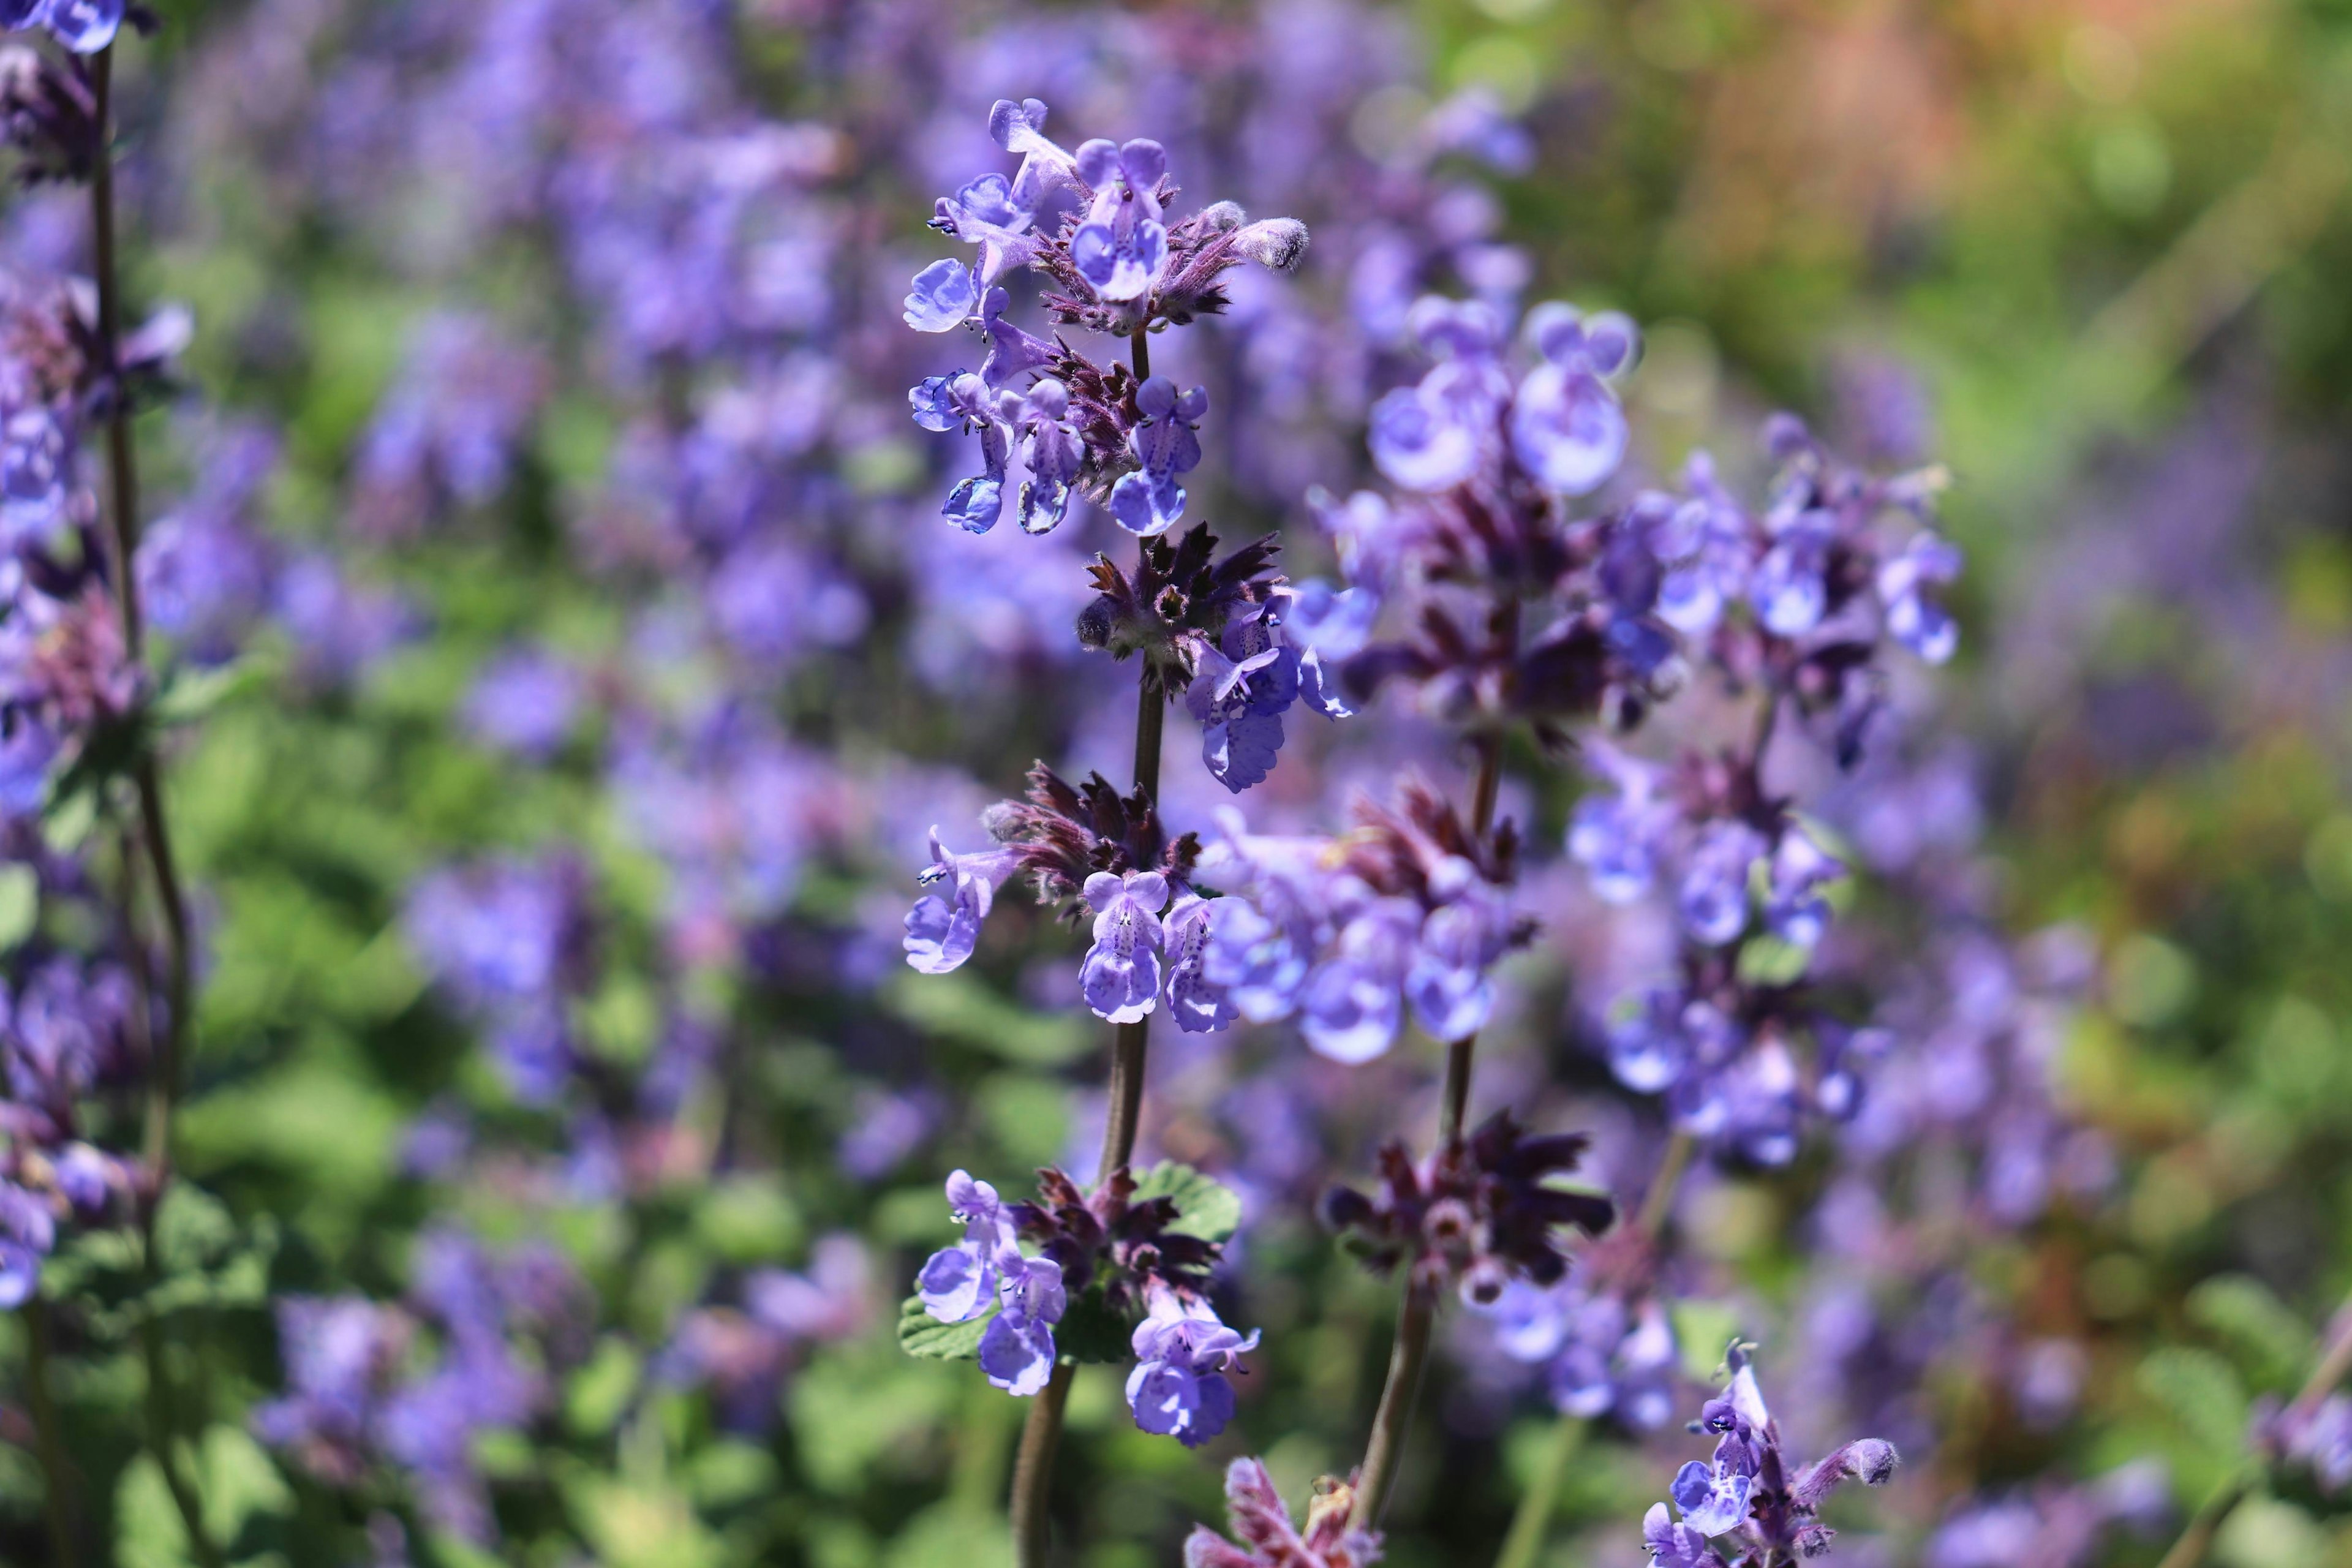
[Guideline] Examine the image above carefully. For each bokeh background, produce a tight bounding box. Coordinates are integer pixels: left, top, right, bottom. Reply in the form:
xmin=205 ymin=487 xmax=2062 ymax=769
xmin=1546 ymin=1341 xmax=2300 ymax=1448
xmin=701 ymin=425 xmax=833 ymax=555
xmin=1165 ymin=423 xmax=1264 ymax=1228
xmin=9 ymin=0 xmax=2352 ymax=1564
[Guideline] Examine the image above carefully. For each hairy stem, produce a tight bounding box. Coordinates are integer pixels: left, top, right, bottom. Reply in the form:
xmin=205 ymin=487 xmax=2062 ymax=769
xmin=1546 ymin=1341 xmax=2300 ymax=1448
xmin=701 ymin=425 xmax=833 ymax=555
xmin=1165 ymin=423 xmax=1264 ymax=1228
xmin=1351 ymin=1280 xmax=1435 ymax=1529
xmin=1353 ymin=731 xmax=1509 ymax=1529
xmin=2154 ymin=1283 xmax=2352 ymax=1568
xmin=1491 ymin=1129 xmax=1699 ymax=1566
xmin=24 ymin=1295 xmax=77 ymax=1568
xmin=1011 ymin=646 xmax=1164 ymax=1567
xmin=89 ymin=45 xmax=220 ymax=1568
xmin=1131 ymin=320 xmax=1151 ymax=382
xmin=1493 ymin=1406 xmax=1581 ymax=1568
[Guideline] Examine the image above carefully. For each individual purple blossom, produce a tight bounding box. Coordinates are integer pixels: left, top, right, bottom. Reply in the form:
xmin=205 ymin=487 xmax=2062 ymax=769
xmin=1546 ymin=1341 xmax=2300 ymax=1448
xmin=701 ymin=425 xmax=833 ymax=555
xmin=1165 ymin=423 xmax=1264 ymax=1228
xmin=978 ymin=1251 xmax=1066 ymax=1396
xmin=252 ymin=1297 xmax=409 ymax=1486
xmin=1509 ymin=302 xmax=1637 ymax=496
xmin=1163 ymin=894 xmax=1238 ymax=1035
xmin=1 ymin=0 xmax=121 ymax=54
xmin=1071 ymin=137 xmax=1170 ymax=302
xmin=1126 ymin=1284 xmax=1260 ymax=1448
xmin=916 ymin=1170 xmax=1016 ymax=1324
xmin=1185 ymin=605 xmax=1298 ymax=793
xmin=1651 ymin=1344 xmax=1898 ymax=1564
xmin=903 ymin=257 xmax=979 ymax=332
xmin=1765 ymin=824 xmax=1844 ymax=949
xmin=1878 ymin=530 xmax=1962 ymax=665
xmin=1568 ymin=744 xmax=1676 ymax=903
xmin=902 ymin=826 xmax=1021 ymax=976
xmin=461 ymin=647 xmax=582 ymax=760
xmin=1081 ymin=869 xmax=1169 ymax=1023
xmin=1110 ymin=375 xmax=1208 ymax=537
xmin=1679 ymin=820 xmax=1765 ymax=946
xmin=1477 ymin=1276 xmax=1681 ymax=1431
xmin=0 ymin=1178 xmax=54 ymax=1308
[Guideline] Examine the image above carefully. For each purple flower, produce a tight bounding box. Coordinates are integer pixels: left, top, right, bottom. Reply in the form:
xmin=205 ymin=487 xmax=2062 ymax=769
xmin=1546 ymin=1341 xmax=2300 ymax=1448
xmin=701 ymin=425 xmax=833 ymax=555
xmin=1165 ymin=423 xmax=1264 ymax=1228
xmin=1367 ymin=382 xmax=1476 ymax=492
xmin=1643 ymin=1503 xmax=1716 ymax=1568
xmin=1164 ymin=895 xmax=1238 ymax=1035
xmin=1183 ymin=1456 xmax=1382 ymax=1568
xmin=903 ymin=827 xmax=1020 ymax=976
xmin=1185 ymin=608 xmax=1297 ymax=793
xmin=1081 ymin=869 xmax=1170 ymax=1023
xmin=1568 ymin=744 xmax=1676 ymax=903
xmin=1111 ymin=377 xmax=1208 ymax=537
xmin=1071 ymin=138 xmax=1170 ymax=302
xmin=6 ymin=0 xmax=118 ymax=53
xmin=1405 ymin=883 xmax=1511 ymax=1041
xmin=1879 ymin=530 xmax=1962 ymax=664
xmin=978 ymin=1253 xmax=1066 ymax=1397
xmin=1509 ymin=329 xmax=1629 ymax=497
xmin=1678 ymin=821 xmax=1765 ymax=946
xmin=461 ymin=648 xmax=582 ymax=760
xmin=1011 ymin=375 xmax=1084 ymax=535
xmin=915 ymin=1170 xmax=1013 ymax=1324
xmin=1670 ymin=1458 xmax=1755 ymax=1537
xmin=1765 ymin=825 xmax=1843 ymax=949
xmin=903 ymin=258 xmax=978 ymax=333
xmin=1126 ymin=1286 xmax=1259 ymax=1447
xmin=0 ymin=1180 xmax=54 ymax=1308
xmin=1751 ymin=507 xmax=1834 ymax=637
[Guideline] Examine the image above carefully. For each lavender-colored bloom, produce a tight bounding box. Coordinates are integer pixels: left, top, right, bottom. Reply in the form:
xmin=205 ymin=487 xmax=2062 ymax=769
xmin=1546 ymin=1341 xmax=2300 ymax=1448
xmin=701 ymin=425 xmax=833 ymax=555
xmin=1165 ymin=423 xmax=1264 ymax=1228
xmin=1186 ymin=608 xmax=1297 ymax=793
xmin=1367 ymin=381 xmax=1476 ymax=492
xmin=903 ymin=258 xmax=978 ymax=332
xmin=1509 ymin=350 xmax=1627 ymax=497
xmin=252 ymin=1296 xmax=407 ymax=1485
xmin=1110 ymin=377 xmax=1208 ymax=537
xmin=1126 ymin=1287 xmax=1260 ymax=1447
xmin=1670 ymin=1459 xmax=1755 ymax=1537
xmin=1751 ymin=507 xmax=1835 ymax=637
xmin=1569 ymin=744 xmax=1675 ymax=903
xmin=1405 ymin=884 xmax=1509 ymax=1041
xmin=1071 ymin=137 xmax=1170 ymax=302
xmin=903 ymin=827 xmax=1020 ymax=975
xmin=916 ymin=1170 xmax=1012 ymax=1324
xmin=1678 ymin=821 xmax=1765 ymax=946
xmin=0 ymin=1180 xmax=53 ymax=1308
xmin=461 ymin=648 xmax=582 ymax=760
xmin=978 ymin=1253 xmax=1065 ymax=1396
xmin=6 ymin=0 xmax=118 ymax=53
xmin=1298 ymin=899 xmax=1417 ymax=1064
xmin=1081 ymin=869 xmax=1169 ymax=1023
xmin=1164 ymin=895 xmax=1238 ymax=1034
xmin=1765 ymin=825 xmax=1843 ymax=949
xmin=1879 ymin=530 xmax=1962 ymax=664
xmin=1643 ymin=1503 xmax=1716 ymax=1568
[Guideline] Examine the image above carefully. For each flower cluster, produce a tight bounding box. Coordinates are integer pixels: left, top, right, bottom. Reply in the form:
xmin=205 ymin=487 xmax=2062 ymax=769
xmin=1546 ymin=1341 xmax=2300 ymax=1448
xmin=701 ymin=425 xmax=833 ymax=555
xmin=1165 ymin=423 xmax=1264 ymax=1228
xmin=913 ymin=1166 xmax=1257 ymax=1446
xmin=1472 ymin=1223 xmax=1683 ymax=1431
xmin=255 ymin=1230 xmax=592 ymax=1544
xmin=907 ymin=98 xmax=1306 ymax=538
xmin=1193 ymin=780 xmax=1529 ymax=1061
xmin=1644 ymin=1344 xmax=1898 ymax=1566
xmin=1323 ymin=1112 xmax=1613 ymax=1303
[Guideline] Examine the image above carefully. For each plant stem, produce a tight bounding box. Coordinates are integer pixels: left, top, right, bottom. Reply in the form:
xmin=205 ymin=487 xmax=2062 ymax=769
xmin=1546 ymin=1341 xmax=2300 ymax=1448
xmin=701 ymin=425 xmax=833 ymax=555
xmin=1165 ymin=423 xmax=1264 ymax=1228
xmin=88 ymin=45 xmax=221 ymax=1568
xmin=2153 ymin=1282 xmax=2352 ymax=1568
xmin=1491 ymin=1129 xmax=1699 ymax=1566
xmin=1352 ymin=731 xmax=1509 ymax=1529
xmin=1351 ymin=1280 xmax=1434 ymax=1529
xmin=1493 ymin=1406 xmax=1580 ymax=1568
xmin=1130 ymin=320 xmax=1150 ymax=382
xmin=1010 ymin=632 xmax=1166 ymax=1567
xmin=24 ymin=1295 xmax=77 ymax=1568
xmin=1009 ymin=1360 xmax=1075 ymax=1567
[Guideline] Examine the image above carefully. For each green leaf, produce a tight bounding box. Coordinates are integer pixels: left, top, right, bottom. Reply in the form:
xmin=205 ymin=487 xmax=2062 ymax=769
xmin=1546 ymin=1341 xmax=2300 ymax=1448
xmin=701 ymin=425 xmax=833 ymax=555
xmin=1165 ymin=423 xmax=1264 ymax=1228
xmin=1735 ymin=933 xmax=1812 ymax=987
xmin=2187 ymin=1275 xmax=2310 ymax=1390
xmin=899 ymin=1294 xmax=992 ymax=1360
xmin=151 ymin=654 xmax=275 ymax=727
xmin=2138 ymin=1345 xmax=2248 ymax=1457
xmin=1670 ymin=1299 xmax=1744 ymax=1384
xmin=1055 ymin=1284 xmax=1139 ymax=1365
xmin=884 ymin=971 xmax=1091 ymax=1065
xmin=1129 ymin=1161 xmax=1242 ymax=1243
xmin=0 ymin=862 xmax=37 ymax=954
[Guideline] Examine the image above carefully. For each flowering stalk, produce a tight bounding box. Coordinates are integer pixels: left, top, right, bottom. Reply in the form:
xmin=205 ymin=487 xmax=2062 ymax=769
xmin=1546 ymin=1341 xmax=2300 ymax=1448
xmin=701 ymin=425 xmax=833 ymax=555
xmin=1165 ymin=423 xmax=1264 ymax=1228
xmin=87 ymin=39 xmax=222 ymax=1568
xmin=24 ymin=1294 xmax=75 ymax=1567
xmin=1012 ymin=354 xmax=1169 ymax=1561
xmin=2155 ymin=1284 xmax=2352 ymax=1568
xmin=1351 ymin=731 xmax=1507 ymax=1530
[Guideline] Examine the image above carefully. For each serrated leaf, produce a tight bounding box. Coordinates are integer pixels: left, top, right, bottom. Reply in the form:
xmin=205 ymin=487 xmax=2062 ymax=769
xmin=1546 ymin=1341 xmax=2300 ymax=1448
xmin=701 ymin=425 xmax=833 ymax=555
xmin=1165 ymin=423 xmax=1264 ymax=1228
xmin=1056 ymin=1284 xmax=1139 ymax=1365
xmin=2187 ymin=1275 xmax=2309 ymax=1390
xmin=899 ymin=1294 xmax=992 ymax=1360
xmin=1129 ymin=1161 xmax=1242 ymax=1243
xmin=2138 ymin=1345 xmax=2249 ymax=1457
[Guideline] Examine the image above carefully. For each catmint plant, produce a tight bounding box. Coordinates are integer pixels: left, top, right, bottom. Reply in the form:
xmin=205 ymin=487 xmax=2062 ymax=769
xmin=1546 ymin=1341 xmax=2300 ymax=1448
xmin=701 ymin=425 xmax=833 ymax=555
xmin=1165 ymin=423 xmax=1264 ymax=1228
xmin=895 ymin=96 xmax=1310 ymax=1564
